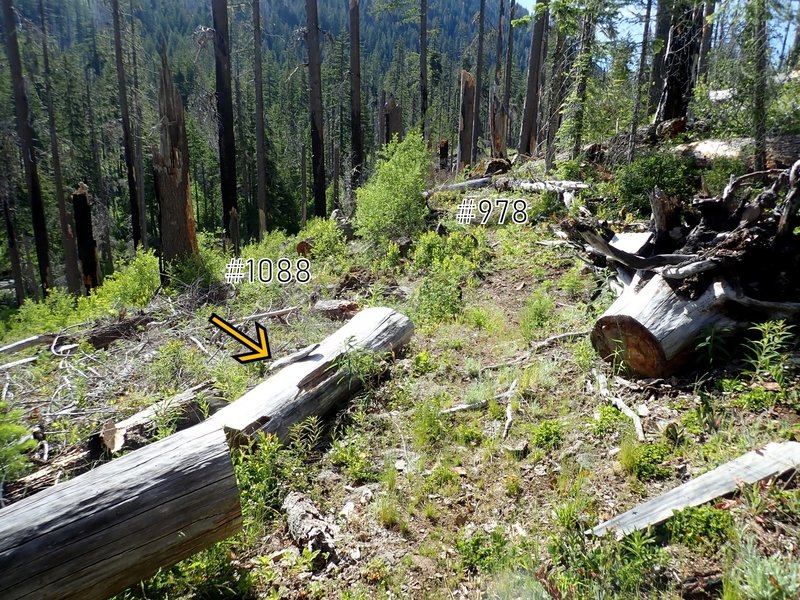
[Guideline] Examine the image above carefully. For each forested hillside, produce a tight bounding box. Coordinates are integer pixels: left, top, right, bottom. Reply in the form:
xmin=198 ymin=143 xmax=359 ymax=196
xmin=1 ymin=0 xmax=800 ymax=598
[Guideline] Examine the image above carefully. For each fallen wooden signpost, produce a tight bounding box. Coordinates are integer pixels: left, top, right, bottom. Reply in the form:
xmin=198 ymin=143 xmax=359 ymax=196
xmin=0 ymin=307 xmax=414 ymax=600
xmin=590 ymin=441 xmax=800 ymax=538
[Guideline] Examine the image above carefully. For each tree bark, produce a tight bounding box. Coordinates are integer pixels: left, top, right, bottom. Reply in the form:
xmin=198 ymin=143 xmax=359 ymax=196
xmin=212 ymin=0 xmax=239 ymax=246
xmin=39 ymin=0 xmax=83 ymax=296
xmin=306 ymin=0 xmax=326 ymax=217
xmin=300 ymin=143 xmax=308 ymax=226
xmin=503 ymin=0 xmax=515 ymax=152
xmin=457 ymin=70 xmax=476 ymax=170
xmin=349 ymin=0 xmax=363 ymax=194
xmin=385 ymin=94 xmax=403 ymax=143
xmin=2 ymin=198 xmax=24 ymax=306
xmin=753 ymin=0 xmax=768 ymax=173
xmin=72 ymin=184 xmax=102 ymax=293
xmin=648 ymin=0 xmax=673 ymax=113
xmin=130 ymin=0 xmax=147 ymax=249
xmin=628 ymin=0 xmax=654 ymax=163
xmin=518 ymin=1 xmax=548 ymax=157
xmin=1 ymin=0 xmax=51 ymax=297
xmin=153 ymin=53 xmax=199 ymax=268
xmin=110 ymin=0 xmax=142 ymax=249
xmin=253 ymin=0 xmax=268 ymax=237
xmin=496 ymin=0 xmax=505 ymax=86
xmin=0 ymin=422 xmax=242 ymax=600
xmin=420 ymin=0 xmax=428 ymax=141
xmin=470 ymin=0 xmax=486 ymax=164
xmin=545 ymin=27 xmax=566 ymax=171
xmin=654 ymin=2 xmax=701 ymax=123
xmin=572 ymin=11 xmax=595 ymax=159
xmin=696 ymin=0 xmax=714 ymax=81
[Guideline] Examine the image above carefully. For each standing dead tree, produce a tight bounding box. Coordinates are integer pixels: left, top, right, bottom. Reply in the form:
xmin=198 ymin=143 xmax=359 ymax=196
xmin=306 ymin=0 xmax=326 ymax=217
xmin=72 ymin=184 xmax=102 ymax=293
xmin=153 ymin=53 xmax=199 ymax=271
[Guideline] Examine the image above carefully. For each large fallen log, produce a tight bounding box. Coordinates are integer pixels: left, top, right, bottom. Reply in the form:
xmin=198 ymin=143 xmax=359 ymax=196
xmin=211 ymin=307 xmax=413 ymax=445
xmin=0 ymin=422 xmax=242 ymax=600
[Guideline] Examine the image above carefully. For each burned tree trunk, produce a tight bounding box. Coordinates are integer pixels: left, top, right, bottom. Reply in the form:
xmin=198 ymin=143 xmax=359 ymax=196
xmin=439 ymin=139 xmax=449 ymax=170
xmin=2 ymin=199 xmax=24 ymax=306
xmin=420 ymin=0 xmax=428 ymax=141
xmin=212 ymin=0 xmax=239 ymax=245
xmin=545 ymin=27 xmax=567 ymax=172
xmin=253 ymin=0 xmax=268 ymax=236
xmin=518 ymin=0 xmax=548 ymax=157
xmin=306 ymin=0 xmax=326 ymax=217
xmin=503 ymin=0 xmax=515 ymax=135
xmin=40 ymin=0 xmax=82 ymax=296
xmin=385 ymin=94 xmax=403 ymax=143
xmin=378 ymin=90 xmax=386 ymax=149
xmin=572 ymin=11 xmax=596 ymax=159
xmin=696 ymin=0 xmax=715 ymax=81
xmin=648 ymin=0 xmax=673 ymax=113
xmin=111 ymin=0 xmax=142 ymax=249
xmin=1 ymin=0 xmax=51 ymax=297
xmin=654 ymin=3 xmax=702 ymax=123
xmin=153 ymin=53 xmax=198 ymax=269
xmin=72 ymin=184 xmax=102 ymax=293
xmin=628 ymin=0 xmax=653 ymax=163
xmin=349 ymin=0 xmax=363 ymax=192
xmin=470 ymin=0 xmax=486 ymax=165
xmin=457 ymin=71 xmax=476 ymax=171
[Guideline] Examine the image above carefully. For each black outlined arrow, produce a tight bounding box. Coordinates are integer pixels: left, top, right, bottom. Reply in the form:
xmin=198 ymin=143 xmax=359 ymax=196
xmin=209 ymin=313 xmax=272 ymax=364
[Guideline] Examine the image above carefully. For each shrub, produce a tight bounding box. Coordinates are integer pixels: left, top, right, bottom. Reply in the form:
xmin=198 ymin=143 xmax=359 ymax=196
xmin=0 ymin=402 xmax=34 ymax=481
xmin=619 ymin=441 xmax=671 ymax=480
xmin=531 ymin=419 xmax=564 ymax=450
xmin=296 ymin=218 xmax=347 ymax=262
xmin=355 ymin=131 xmax=429 ymax=242
xmin=456 ymin=528 xmax=514 ymax=574
xmin=616 ymin=151 xmax=695 ymax=214
xmin=330 ymin=431 xmax=376 ymax=483
xmin=702 ymin=157 xmax=746 ymax=196
xmin=167 ymin=232 xmax=226 ymax=289
xmin=724 ymin=537 xmax=800 ymax=599
xmin=666 ymin=505 xmax=734 ymax=555
xmin=591 ymin=405 xmax=627 ymax=437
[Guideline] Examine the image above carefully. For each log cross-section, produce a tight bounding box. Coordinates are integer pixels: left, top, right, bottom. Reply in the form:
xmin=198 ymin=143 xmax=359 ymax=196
xmin=0 ymin=422 xmax=242 ymax=600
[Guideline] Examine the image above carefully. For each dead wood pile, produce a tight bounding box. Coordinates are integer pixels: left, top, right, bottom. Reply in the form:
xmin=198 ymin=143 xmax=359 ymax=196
xmin=562 ymin=160 xmax=800 ymax=377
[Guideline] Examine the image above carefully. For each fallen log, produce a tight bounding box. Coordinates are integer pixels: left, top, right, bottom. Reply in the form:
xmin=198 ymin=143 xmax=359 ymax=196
xmin=0 ymin=421 xmax=242 ymax=600
xmin=591 ymin=441 xmax=800 ymax=538
xmin=211 ymin=307 xmax=413 ymax=445
xmin=0 ymin=334 xmax=56 ymax=355
xmin=282 ymin=491 xmax=338 ymax=560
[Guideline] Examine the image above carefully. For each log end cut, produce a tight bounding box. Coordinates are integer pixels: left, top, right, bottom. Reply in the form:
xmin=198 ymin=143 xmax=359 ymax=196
xmin=591 ymin=315 xmax=671 ymax=379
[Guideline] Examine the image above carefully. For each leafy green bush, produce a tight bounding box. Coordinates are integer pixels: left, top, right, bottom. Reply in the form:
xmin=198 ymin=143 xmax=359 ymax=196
xmin=4 ymin=250 xmax=160 ymax=341
xmin=666 ymin=505 xmax=734 ymax=555
xmin=456 ymin=528 xmax=516 ymax=574
xmin=355 ymin=131 xmax=429 ymax=242
xmin=531 ymin=419 xmax=564 ymax=450
xmin=0 ymin=402 xmax=34 ymax=481
xmin=702 ymin=158 xmax=746 ymax=196
xmin=591 ymin=405 xmax=627 ymax=437
xmin=330 ymin=431 xmax=376 ymax=483
xmin=297 ymin=218 xmax=347 ymax=262
xmin=619 ymin=441 xmax=671 ymax=480
xmin=167 ymin=232 xmax=226 ymax=289
xmin=615 ymin=151 xmax=695 ymax=214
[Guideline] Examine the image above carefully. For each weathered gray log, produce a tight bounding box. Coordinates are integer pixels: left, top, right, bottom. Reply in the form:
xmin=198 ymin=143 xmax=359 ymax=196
xmin=282 ymin=491 xmax=338 ymax=559
xmin=0 ymin=422 xmax=242 ymax=600
xmin=211 ymin=307 xmax=413 ymax=445
xmin=591 ymin=441 xmax=800 ymax=538
xmin=591 ymin=274 xmax=737 ymax=378
xmin=424 ymin=177 xmax=492 ymax=198
xmin=0 ymin=334 xmax=56 ymax=355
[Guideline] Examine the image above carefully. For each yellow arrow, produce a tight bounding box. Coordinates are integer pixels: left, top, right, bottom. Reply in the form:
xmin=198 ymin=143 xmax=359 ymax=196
xmin=209 ymin=313 xmax=272 ymax=364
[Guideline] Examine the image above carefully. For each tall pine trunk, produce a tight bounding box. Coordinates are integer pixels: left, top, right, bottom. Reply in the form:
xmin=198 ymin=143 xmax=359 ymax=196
xmin=153 ymin=53 xmax=198 ymax=270
xmin=648 ymin=0 xmax=673 ymax=113
xmin=503 ymin=0 xmax=515 ymax=143
xmin=753 ymin=0 xmax=768 ymax=172
xmin=2 ymin=0 xmax=51 ymax=297
xmin=111 ymin=0 xmax=142 ymax=249
xmin=572 ymin=12 xmax=595 ymax=159
xmin=420 ymin=0 xmax=428 ymax=141
xmin=518 ymin=0 xmax=549 ymax=157
xmin=545 ymin=27 xmax=566 ymax=171
xmin=628 ymin=0 xmax=654 ymax=163
xmin=253 ymin=0 xmax=268 ymax=237
xmin=349 ymin=0 xmax=363 ymax=195
xmin=696 ymin=0 xmax=715 ymax=81
xmin=39 ymin=0 xmax=82 ymax=295
xmin=212 ymin=0 xmax=239 ymax=248
xmin=654 ymin=2 xmax=702 ymax=123
xmin=470 ymin=0 xmax=486 ymax=164
xmin=306 ymin=0 xmax=326 ymax=217
xmin=130 ymin=0 xmax=146 ymax=249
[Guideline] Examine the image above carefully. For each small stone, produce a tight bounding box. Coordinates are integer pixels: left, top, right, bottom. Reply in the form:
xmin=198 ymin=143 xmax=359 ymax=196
xmin=637 ymin=404 xmax=650 ymax=417
xmin=608 ymin=446 xmax=621 ymax=457
xmin=359 ymin=487 xmax=373 ymax=504
xmin=502 ymin=439 xmax=529 ymax=459
xmin=349 ymin=547 xmax=361 ymax=561
xmin=394 ymin=458 xmax=407 ymax=472
xmin=452 ymin=466 xmax=468 ymax=477
xmin=339 ymin=501 xmax=356 ymax=519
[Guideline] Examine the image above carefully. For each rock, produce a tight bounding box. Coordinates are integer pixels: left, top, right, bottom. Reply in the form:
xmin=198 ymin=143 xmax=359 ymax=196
xmin=502 ymin=439 xmax=529 ymax=459
xmin=656 ymin=117 xmax=687 ymax=140
xmin=313 ymin=299 xmax=359 ymax=320
xmin=394 ymin=458 xmax=407 ymax=472
xmin=637 ymin=403 xmax=650 ymax=417
xmin=483 ymin=157 xmax=511 ymax=177
xmin=339 ymin=501 xmax=356 ymax=520
xmin=396 ymin=237 xmax=413 ymax=258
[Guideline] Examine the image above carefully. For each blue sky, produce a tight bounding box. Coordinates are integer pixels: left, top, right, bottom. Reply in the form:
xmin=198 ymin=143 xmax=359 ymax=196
xmin=517 ymin=0 xmax=536 ymax=10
